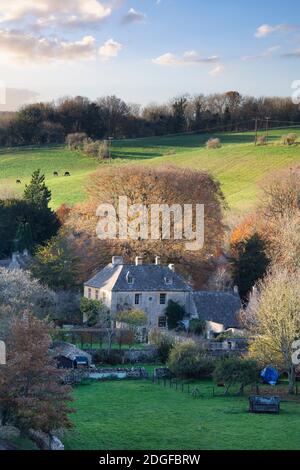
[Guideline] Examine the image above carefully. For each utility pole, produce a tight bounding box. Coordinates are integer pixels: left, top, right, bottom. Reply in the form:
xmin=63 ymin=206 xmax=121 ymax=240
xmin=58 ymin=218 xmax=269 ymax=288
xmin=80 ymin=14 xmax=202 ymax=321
xmin=254 ymin=117 xmax=258 ymax=145
xmin=265 ymin=117 xmax=270 ymax=143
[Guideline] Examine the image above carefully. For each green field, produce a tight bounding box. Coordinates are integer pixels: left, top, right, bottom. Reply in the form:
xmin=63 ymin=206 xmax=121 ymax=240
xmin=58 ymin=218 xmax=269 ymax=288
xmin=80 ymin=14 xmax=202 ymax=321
xmin=62 ymin=379 xmax=300 ymax=450
xmin=0 ymin=129 xmax=300 ymax=212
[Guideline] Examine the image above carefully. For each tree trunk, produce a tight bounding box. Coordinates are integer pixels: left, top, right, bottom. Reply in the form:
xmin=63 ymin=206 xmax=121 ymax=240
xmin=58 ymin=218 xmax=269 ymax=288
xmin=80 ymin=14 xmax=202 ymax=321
xmin=288 ymin=364 xmax=296 ymax=395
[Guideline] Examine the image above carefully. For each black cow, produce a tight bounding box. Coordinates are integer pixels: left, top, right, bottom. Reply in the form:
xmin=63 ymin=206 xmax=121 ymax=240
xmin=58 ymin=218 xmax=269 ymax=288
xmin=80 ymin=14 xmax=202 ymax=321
xmin=53 ymin=171 xmax=59 ymax=176
xmin=64 ymin=172 xmax=71 ymax=177
xmin=16 ymin=179 xmax=22 ymax=184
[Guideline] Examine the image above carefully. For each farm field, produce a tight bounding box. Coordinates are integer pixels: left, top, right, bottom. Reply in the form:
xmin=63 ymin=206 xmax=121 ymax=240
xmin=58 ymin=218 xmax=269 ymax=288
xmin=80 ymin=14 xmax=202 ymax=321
xmin=0 ymin=128 xmax=300 ymax=212
xmin=62 ymin=379 xmax=300 ymax=450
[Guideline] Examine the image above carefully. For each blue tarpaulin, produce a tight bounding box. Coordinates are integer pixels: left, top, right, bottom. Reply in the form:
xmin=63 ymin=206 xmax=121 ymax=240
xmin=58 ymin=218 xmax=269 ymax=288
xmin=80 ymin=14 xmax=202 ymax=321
xmin=260 ymin=366 xmax=280 ymax=385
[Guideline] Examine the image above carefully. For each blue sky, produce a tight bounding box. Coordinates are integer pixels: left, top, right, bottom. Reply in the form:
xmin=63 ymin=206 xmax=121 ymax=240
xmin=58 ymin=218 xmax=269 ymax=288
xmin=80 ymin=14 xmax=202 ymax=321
xmin=0 ymin=0 xmax=300 ymax=108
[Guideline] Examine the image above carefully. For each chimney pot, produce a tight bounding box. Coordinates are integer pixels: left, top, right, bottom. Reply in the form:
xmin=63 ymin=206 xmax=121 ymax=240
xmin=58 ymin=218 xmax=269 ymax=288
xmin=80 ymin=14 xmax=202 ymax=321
xmin=155 ymin=256 xmax=161 ymax=265
xmin=168 ymin=263 xmax=175 ymax=272
xmin=135 ymin=256 xmax=143 ymax=266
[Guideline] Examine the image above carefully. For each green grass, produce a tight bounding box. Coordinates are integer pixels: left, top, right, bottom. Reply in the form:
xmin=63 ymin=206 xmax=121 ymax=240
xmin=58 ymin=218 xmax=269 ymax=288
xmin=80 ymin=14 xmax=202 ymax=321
xmin=63 ymin=379 xmax=300 ymax=450
xmin=1 ymin=129 xmax=300 ymax=212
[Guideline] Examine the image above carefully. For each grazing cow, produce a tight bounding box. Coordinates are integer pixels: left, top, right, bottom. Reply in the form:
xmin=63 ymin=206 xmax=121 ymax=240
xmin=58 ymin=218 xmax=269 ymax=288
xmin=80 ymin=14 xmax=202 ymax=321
xmin=16 ymin=179 xmax=22 ymax=184
xmin=53 ymin=171 xmax=59 ymax=177
xmin=64 ymin=172 xmax=71 ymax=177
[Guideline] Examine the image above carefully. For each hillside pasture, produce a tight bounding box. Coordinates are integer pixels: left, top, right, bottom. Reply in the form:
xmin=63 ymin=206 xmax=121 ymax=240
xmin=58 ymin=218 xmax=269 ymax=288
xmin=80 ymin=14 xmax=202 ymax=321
xmin=0 ymin=128 xmax=299 ymax=211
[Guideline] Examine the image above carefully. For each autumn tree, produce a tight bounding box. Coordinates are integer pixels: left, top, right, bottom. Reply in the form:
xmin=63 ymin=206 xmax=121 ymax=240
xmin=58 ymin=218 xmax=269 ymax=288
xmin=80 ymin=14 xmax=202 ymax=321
xmin=67 ymin=164 xmax=227 ymax=289
xmin=243 ymin=268 xmax=300 ymax=394
xmin=0 ymin=313 xmax=73 ymax=447
xmin=29 ymin=235 xmax=80 ymax=291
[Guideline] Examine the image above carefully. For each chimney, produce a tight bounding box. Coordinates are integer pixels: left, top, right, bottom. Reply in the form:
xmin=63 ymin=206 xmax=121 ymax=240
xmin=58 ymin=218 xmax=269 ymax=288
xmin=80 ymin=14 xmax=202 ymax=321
xmin=112 ymin=256 xmax=123 ymax=265
xmin=155 ymin=256 xmax=161 ymax=265
xmin=135 ymin=256 xmax=143 ymax=266
xmin=168 ymin=263 xmax=175 ymax=272
xmin=233 ymin=285 xmax=239 ymax=296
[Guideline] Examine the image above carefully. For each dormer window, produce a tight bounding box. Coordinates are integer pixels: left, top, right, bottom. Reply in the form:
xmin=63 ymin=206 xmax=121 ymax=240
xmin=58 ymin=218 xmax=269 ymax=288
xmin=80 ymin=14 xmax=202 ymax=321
xmin=164 ymin=276 xmax=173 ymax=285
xmin=126 ymin=271 xmax=134 ymax=285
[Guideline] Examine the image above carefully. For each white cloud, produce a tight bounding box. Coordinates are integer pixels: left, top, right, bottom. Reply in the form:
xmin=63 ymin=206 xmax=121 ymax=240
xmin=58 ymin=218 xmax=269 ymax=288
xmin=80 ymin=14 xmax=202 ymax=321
xmin=0 ymin=0 xmax=112 ymax=28
xmin=242 ymin=45 xmax=281 ymax=61
xmin=0 ymin=29 xmax=97 ymax=63
xmin=122 ymin=8 xmax=146 ymax=25
xmin=209 ymin=64 xmax=225 ymax=77
xmin=99 ymin=38 xmax=123 ymax=60
xmin=255 ymin=23 xmax=297 ymax=38
xmin=152 ymin=51 xmax=220 ymax=66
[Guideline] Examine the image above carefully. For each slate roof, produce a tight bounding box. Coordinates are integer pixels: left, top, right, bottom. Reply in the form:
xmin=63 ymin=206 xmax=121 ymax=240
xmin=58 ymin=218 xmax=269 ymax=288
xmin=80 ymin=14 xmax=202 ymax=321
xmin=85 ymin=263 xmax=192 ymax=292
xmin=0 ymin=259 xmax=10 ymax=268
xmin=0 ymin=252 xmax=30 ymax=270
xmin=50 ymin=341 xmax=92 ymax=363
xmin=193 ymin=291 xmax=241 ymax=328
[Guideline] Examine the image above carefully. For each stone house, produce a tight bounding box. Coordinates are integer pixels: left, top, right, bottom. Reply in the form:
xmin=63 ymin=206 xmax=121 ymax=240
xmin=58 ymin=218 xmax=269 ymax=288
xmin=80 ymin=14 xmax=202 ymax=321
xmin=84 ymin=256 xmax=196 ymax=329
xmin=83 ymin=256 xmax=242 ymax=334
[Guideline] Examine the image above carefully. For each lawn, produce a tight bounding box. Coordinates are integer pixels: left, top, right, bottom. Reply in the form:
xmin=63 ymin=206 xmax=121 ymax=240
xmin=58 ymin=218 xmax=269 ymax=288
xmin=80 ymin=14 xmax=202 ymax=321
xmin=0 ymin=129 xmax=300 ymax=212
xmin=63 ymin=379 xmax=300 ymax=450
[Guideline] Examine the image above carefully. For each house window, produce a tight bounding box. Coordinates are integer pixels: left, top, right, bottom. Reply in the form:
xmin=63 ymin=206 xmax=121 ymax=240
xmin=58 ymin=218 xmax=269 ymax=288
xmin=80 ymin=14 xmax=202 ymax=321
xmin=102 ymin=291 xmax=107 ymax=302
xmin=135 ymin=293 xmax=141 ymax=305
xmin=158 ymin=315 xmax=167 ymax=328
xmin=160 ymin=293 xmax=167 ymax=305
xmin=164 ymin=276 xmax=173 ymax=285
xmin=88 ymin=288 xmax=92 ymax=299
xmin=95 ymin=289 xmax=99 ymax=300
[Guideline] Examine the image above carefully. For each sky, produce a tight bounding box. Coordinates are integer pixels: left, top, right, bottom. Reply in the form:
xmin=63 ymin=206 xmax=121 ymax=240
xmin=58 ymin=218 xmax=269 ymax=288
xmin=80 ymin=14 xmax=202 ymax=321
xmin=0 ymin=0 xmax=300 ymax=109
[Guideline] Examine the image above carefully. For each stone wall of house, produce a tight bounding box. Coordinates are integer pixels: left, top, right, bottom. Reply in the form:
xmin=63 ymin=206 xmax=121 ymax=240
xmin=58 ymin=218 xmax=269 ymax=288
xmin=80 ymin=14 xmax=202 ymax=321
xmin=111 ymin=290 xmax=196 ymax=328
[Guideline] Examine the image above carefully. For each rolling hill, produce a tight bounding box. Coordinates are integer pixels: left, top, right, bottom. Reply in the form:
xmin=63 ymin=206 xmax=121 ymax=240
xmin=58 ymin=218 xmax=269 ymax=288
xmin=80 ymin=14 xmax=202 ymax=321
xmin=0 ymin=128 xmax=299 ymax=213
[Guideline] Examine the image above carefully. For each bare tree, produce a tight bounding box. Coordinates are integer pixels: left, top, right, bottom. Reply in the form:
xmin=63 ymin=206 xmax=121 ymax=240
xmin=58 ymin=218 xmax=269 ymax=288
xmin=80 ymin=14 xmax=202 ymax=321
xmin=243 ymin=268 xmax=300 ymax=394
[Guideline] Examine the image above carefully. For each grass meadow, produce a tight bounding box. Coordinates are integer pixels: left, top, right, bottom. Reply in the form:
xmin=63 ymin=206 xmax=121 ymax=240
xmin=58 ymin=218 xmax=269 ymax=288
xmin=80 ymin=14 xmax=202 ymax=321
xmin=62 ymin=379 xmax=300 ymax=450
xmin=0 ymin=128 xmax=300 ymax=212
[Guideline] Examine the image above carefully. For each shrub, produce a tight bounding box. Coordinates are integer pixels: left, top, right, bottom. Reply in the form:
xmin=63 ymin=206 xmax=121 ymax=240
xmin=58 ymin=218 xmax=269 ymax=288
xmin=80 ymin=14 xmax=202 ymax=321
xmin=213 ymin=357 xmax=259 ymax=394
xmin=93 ymin=349 xmax=123 ymax=365
xmin=148 ymin=329 xmax=175 ymax=364
xmin=99 ymin=140 xmax=110 ymax=159
xmin=66 ymin=132 xmax=88 ymax=150
xmin=189 ymin=318 xmax=206 ymax=336
xmin=281 ymin=133 xmax=297 ymax=146
xmin=256 ymin=135 xmax=266 ymax=146
xmin=167 ymin=340 xmax=215 ymax=379
xmin=206 ymin=138 xmax=221 ymax=149
xmin=82 ymin=139 xmax=101 ymax=158
xmin=165 ymin=300 xmax=185 ymax=330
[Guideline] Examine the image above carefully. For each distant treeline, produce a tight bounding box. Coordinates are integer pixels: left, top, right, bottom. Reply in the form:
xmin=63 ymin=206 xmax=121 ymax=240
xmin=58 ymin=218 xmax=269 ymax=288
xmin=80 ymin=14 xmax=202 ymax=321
xmin=1 ymin=92 xmax=300 ymax=146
